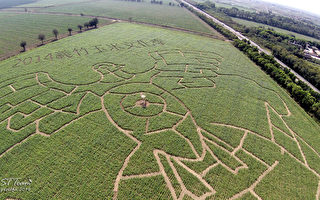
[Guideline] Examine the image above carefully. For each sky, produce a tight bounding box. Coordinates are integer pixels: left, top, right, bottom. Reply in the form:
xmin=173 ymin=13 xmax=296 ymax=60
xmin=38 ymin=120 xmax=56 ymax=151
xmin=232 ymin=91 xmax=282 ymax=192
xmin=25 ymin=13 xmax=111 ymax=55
xmin=262 ymin=0 xmax=320 ymax=16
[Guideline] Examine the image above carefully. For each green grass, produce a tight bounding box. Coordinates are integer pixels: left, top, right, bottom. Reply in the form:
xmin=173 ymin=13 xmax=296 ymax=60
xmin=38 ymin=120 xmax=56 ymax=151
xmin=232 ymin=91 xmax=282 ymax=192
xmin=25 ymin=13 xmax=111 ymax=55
xmin=232 ymin=17 xmax=320 ymax=42
xmin=0 ymin=12 xmax=110 ymax=57
xmin=0 ymin=22 xmax=319 ymax=199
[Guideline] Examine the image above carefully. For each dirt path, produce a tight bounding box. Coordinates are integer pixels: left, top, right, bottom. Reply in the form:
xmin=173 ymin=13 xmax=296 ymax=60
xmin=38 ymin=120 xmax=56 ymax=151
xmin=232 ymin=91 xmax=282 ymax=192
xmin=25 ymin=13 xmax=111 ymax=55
xmin=154 ymin=150 xmax=180 ymax=200
xmin=265 ymin=102 xmax=275 ymax=142
xmin=100 ymin=93 xmax=142 ymax=200
xmin=251 ymin=190 xmax=262 ymax=200
xmin=317 ymin=180 xmax=320 ymax=200
xmin=232 ymin=131 xmax=248 ymax=156
xmin=121 ymin=172 xmax=161 ymax=180
xmin=9 ymin=85 xmax=16 ymax=92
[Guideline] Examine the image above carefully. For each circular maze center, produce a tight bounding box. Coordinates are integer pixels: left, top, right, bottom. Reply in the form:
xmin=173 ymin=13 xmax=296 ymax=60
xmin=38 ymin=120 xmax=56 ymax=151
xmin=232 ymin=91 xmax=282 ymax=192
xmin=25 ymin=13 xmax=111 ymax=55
xmin=122 ymin=93 xmax=165 ymax=117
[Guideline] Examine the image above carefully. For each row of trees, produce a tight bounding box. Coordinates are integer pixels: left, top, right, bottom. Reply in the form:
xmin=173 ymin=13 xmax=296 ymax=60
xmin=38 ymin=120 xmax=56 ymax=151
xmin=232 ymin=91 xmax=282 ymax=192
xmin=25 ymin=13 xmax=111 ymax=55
xmin=271 ymin=45 xmax=320 ymax=89
xmin=195 ymin=1 xmax=215 ymax=10
xmin=150 ymin=0 xmax=163 ymax=5
xmin=20 ymin=18 xmax=99 ymax=52
xmin=234 ymin=39 xmax=320 ymax=119
xmin=241 ymin=27 xmax=320 ymax=90
xmin=121 ymin=0 xmax=178 ymax=6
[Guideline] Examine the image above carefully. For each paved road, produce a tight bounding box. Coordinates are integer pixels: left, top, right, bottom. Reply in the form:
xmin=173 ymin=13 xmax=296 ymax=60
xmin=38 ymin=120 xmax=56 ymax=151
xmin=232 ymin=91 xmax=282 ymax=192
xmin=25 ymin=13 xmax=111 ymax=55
xmin=180 ymin=0 xmax=320 ymax=93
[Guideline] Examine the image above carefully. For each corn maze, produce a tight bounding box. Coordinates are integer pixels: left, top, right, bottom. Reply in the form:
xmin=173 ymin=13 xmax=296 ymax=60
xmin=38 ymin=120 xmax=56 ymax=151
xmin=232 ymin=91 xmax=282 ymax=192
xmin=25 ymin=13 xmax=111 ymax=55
xmin=0 ymin=23 xmax=319 ymax=199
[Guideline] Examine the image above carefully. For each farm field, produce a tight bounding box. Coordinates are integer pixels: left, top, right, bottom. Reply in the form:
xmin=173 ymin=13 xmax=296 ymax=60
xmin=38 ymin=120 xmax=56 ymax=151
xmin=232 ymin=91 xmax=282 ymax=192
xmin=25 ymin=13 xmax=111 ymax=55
xmin=26 ymin=0 xmax=215 ymax=34
xmin=0 ymin=22 xmax=319 ymax=199
xmin=0 ymin=0 xmax=36 ymax=9
xmin=232 ymin=17 xmax=320 ymax=42
xmin=17 ymin=0 xmax=93 ymax=7
xmin=193 ymin=0 xmax=254 ymax=12
xmin=0 ymin=12 xmax=111 ymax=57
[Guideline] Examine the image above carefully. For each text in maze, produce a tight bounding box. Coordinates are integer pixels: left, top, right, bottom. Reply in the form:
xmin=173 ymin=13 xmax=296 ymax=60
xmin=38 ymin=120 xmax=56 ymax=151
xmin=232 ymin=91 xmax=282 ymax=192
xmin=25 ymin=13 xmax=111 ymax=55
xmin=12 ymin=38 xmax=165 ymax=68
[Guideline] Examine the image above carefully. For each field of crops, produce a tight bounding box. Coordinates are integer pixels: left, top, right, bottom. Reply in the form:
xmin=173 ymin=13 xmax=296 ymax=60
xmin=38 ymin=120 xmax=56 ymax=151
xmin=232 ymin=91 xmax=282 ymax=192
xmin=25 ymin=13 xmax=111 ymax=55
xmin=193 ymin=0 xmax=254 ymax=12
xmin=17 ymin=0 xmax=92 ymax=7
xmin=0 ymin=0 xmax=36 ymax=9
xmin=232 ymin=17 xmax=320 ymax=42
xmin=28 ymin=0 xmax=214 ymax=34
xmin=0 ymin=0 xmax=219 ymax=58
xmin=0 ymin=12 xmax=111 ymax=57
xmin=0 ymin=22 xmax=319 ymax=199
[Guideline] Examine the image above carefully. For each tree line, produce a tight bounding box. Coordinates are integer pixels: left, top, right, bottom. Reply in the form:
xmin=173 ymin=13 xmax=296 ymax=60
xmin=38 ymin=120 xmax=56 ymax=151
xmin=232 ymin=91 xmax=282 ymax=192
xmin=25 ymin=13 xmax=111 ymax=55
xmin=119 ymin=0 xmax=179 ymax=6
xmin=241 ymin=27 xmax=320 ymax=90
xmin=195 ymin=1 xmax=320 ymax=40
xmin=234 ymin=39 xmax=320 ymax=119
xmin=19 ymin=18 xmax=99 ymax=52
xmin=190 ymin=2 xmax=320 ymax=91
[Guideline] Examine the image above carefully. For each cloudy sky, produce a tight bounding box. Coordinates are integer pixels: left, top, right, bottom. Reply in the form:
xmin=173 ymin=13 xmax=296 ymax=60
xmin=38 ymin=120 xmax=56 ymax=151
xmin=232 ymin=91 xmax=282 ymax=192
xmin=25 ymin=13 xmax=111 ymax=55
xmin=263 ymin=0 xmax=320 ymax=16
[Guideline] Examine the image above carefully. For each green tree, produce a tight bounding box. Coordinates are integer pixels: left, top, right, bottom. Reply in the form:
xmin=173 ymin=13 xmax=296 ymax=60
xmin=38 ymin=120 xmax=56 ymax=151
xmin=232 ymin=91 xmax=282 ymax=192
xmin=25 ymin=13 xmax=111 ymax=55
xmin=89 ymin=18 xmax=99 ymax=28
xmin=38 ymin=34 xmax=45 ymax=45
xmin=20 ymin=41 xmax=26 ymax=52
xmin=78 ymin=25 xmax=83 ymax=32
xmin=301 ymin=93 xmax=316 ymax=110
xmin=312 ymin=102 xmax=320 ymax=119
xmin=68 ymin=28 xmax=73 ymax=36
xmin=84 ymin=22 xmax=89 ymax=29
xmin=52 ymin=29 xmax=59 ymax=40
